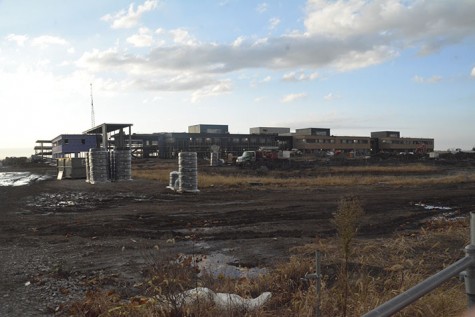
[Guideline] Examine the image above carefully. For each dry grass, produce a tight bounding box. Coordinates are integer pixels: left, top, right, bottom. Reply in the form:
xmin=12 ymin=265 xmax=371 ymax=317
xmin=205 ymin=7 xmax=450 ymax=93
xmin=66 ymin=215 xmax=471 ymax=317
xmin=132 ymin=162 xmax=475 ymax=189
xmin=327 ymin=164 xmax=439 ymax=174
xmin=82 ymin=161 xmax=474 ymax=316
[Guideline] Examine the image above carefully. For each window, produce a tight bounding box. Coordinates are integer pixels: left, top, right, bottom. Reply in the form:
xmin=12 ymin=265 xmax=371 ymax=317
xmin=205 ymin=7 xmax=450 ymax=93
xmin=81 ymin=139 xmax=86 ymax=144
xmin=64 ymin=139 xmax=69 ymax=144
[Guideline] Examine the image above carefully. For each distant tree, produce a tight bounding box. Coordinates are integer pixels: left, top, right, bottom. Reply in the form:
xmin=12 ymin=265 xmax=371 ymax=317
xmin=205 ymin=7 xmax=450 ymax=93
xmin=3 ymin=157 xmax=28 ymax=166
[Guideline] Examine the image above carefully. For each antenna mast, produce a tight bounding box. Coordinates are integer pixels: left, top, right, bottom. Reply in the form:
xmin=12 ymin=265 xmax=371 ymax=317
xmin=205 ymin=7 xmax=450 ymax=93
xmin=90 ymin=83 xmax=95 ymax=128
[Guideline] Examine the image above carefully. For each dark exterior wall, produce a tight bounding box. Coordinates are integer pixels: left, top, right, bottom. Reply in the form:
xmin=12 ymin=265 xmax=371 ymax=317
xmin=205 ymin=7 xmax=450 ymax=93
xmin=127 ymin=132 xmax=292 ymax=159
xmin=295 ymin=128 xmax=331 ymax=136
xmin=52 ymin=134 xmax=98 ymax=158
xmin=250 ymin=127 xmax=291 ymax=135
xmin=371 ymin=131 xmax=400 ymax=138
xmin=188 ymin=124 xmax=229 ymax=134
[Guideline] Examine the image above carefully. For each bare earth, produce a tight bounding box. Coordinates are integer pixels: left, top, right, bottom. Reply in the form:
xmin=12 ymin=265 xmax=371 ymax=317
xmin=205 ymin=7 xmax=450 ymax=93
xmin=1 ymin=162 xmax=475 ymax=316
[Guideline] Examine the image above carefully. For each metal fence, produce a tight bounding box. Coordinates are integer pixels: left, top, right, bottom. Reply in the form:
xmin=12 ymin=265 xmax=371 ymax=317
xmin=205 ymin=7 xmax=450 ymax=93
xmin=362 ymin=212 xmax=475 ymax=317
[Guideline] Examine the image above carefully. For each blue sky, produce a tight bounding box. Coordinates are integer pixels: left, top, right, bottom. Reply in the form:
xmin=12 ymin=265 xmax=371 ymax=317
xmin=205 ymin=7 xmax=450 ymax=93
xmin=1 ymin=0 xmax=474 ymax=158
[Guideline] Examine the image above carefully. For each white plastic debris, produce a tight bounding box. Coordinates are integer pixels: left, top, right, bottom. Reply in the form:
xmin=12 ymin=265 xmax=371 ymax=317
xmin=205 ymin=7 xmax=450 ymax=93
xmin=177 ymin=287 xmax=271 ymax=310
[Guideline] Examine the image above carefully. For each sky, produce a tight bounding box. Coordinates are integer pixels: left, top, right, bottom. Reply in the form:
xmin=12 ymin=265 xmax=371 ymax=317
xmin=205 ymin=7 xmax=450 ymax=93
xmin=1 ymin=0 xmax=474 ymax=159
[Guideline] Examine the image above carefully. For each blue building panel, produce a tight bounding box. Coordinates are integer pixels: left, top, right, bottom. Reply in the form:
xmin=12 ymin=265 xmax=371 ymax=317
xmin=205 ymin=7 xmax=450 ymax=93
xmin=52 ymin=134 xmax=98 ymax=158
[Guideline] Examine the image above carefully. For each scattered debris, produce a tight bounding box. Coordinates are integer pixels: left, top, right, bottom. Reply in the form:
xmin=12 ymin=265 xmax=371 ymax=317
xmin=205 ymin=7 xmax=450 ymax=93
xmin=414 ymin=202 xmax=452 ymax=210
xmin=0 ymin=172 xmax=51 ymax=187
xmin=175 ymin=287 xmax=271 ymax=310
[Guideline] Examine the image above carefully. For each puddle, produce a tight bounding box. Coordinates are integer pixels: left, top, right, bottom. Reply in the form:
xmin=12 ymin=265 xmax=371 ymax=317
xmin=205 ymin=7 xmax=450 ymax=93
xmin=414 ymin=203 xmax=452 ymax=211
xmin=24 ymin=192 xmax=151 ymax=214
xmin=412 ymin=202 xmax=465 ymax=223
xmin=178 ymin=252 xmax=267 ymax=279
xmin=0 ymin=172 xmax=51 ymax=186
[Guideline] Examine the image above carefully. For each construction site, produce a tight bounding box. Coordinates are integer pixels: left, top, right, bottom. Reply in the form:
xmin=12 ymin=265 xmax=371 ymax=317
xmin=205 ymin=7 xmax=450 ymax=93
xmin=33 ymin=122 xmax=435 ymax=162
xmin=3 ymin=120 xmax=475 ymax=316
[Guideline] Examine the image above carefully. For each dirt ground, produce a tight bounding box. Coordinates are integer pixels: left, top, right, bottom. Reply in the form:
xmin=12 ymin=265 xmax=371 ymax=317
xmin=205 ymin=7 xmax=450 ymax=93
xmin=1 ymin=162 xmax=475 ymax=316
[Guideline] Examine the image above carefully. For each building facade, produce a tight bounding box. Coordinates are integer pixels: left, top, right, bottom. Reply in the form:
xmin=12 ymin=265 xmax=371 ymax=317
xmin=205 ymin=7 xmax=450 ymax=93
xmin=370 ymin=131 xmax=434 ymax=154
xmin=107 ymin=125 xmax=435 ymax=159
xmin=188 ymin=124 xmax=229 ymax=134
xmin=51 ymin=134 xmax=99 ymax=158
xmin=250 ymin=127 xmax=290 ymax=135
xmin=293 ymin=134 xmax=371 ymax=156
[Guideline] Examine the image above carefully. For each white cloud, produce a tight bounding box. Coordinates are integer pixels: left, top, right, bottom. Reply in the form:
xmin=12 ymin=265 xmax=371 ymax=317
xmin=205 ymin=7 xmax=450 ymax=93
xmin=256 ymin=3 xmax=268 ymax=13
xmin=324 ymin=92 xmax=341 ymax=101
xmin=471 ymin=67 xmax=475 ymax=77
xmin=31 ymin=35 xmax=68 ymax=48
xmin=281 ymin=93 xmax=307 ymax=103
xmin=269 ymin=17 xmax=280 ymax=30
xmin=5 ymin=34 xmax=29 ymax=46
xmin=101 ymin=0 xmax=158 ymax=29
xmin=261 ymin=76 xmax=272 ymax=83
xmin=331 ymin=45 xmax=399 ymax=71
xmin=282 ymin=71 xmax=319 ymax=82
xmin=190 ymin=80 xmax=232 ymax=103
xmin=127 ymin=27 xmax=154 ymax=47
xmin=250 ymin=75 xmax=272 ymax=88
xmin=77 ymin=1 xmax=475 ymax=94
xmin=232 ymin=36 xmax=245 ymax=47
xmin=304 ymin=0 xmax=475 ymax=55
xmin=170 ymin=28 xmax=199 ymax=46
xmin=413 ymin=75 xmax=442 ymax=84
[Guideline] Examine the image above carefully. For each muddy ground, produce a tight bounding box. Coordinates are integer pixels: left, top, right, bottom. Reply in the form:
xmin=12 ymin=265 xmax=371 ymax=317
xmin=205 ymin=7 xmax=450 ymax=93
xmin=1 ymin=161 xmax=475 ymax=316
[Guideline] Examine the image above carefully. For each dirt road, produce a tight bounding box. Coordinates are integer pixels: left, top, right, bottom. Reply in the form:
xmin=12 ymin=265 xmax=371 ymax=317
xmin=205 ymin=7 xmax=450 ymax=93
xmin=1 ymin=164 xmax=475 ymax=316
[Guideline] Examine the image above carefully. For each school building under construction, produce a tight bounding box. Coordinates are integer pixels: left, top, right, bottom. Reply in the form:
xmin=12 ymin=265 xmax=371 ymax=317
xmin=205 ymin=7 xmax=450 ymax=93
xmin=34 ymin=123 xmax=434 ymax=160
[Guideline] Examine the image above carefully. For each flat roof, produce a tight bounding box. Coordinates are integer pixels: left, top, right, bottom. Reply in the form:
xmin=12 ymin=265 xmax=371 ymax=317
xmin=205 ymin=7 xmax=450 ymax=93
xmin=83 ymin=123 xmax=133 ymax=134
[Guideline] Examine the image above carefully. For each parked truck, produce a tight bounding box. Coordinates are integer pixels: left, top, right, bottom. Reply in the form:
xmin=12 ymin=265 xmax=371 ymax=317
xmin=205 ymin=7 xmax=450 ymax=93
xmin=235 ymin=147 xmax=291 ymax=169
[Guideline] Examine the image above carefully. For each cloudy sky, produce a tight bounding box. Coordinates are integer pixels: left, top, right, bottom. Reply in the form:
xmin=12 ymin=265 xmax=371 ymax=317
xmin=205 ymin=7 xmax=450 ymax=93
xmin=1 ymin=0 xmax=474 ymax=157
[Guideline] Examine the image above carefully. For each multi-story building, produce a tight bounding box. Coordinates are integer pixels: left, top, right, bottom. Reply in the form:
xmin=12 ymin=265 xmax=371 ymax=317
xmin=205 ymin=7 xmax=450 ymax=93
xmin=51 ymin=134 xmax=99 ymax=158
xmin=104 ymin=125 xmax=435 ymax=159
xmin=292 ymin=128 xmax=371 ymax=156
xmin=370 ymin=131 xmax=434 ymax=154
xmin=250 ymin=127 xmax=290 ymax=135
xmin=122 ymin=125 xmax=292 ymax=159
xmin=137 ymin=132 xmax=292 ymax=159
xmin=188 ymin=124 xmax=229 ymax=134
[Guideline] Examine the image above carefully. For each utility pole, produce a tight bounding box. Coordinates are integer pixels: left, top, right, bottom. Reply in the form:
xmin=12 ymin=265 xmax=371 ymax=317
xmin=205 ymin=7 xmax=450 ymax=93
xmin=90 ymin=83 xmax=95 ymax=128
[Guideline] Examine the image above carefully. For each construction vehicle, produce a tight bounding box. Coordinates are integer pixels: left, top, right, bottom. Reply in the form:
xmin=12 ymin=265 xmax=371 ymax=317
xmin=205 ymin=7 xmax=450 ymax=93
xmin=235 ymin=147 xmax=291 ymax=168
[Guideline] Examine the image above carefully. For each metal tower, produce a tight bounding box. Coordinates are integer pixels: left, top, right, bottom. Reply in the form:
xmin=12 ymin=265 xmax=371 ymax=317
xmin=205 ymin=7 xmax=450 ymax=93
xmin=90 ymin=83 xmax=95 ymax=128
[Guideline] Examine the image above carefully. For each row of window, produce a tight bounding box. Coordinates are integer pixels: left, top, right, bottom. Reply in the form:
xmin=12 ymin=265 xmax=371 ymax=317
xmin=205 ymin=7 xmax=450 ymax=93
xmin=163 ymin=137 xmax=278 ymax=145
xmin=381 ymin=140 xmax=433 ymax=145
xmin=53 ymin=139 xmax=87 ymax=146
xmin=301 ymin=139 xmax=369 ymax=144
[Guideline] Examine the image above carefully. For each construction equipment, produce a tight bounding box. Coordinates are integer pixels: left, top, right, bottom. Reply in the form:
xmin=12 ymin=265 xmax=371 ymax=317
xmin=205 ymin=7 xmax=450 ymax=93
xmin=235 ymin=147 xmax=291 ymax=169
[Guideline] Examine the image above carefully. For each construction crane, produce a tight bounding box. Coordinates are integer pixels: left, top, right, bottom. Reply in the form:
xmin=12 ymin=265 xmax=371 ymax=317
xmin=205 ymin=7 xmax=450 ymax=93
xmin=90 ymin=83 xmax=95 ymax=128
